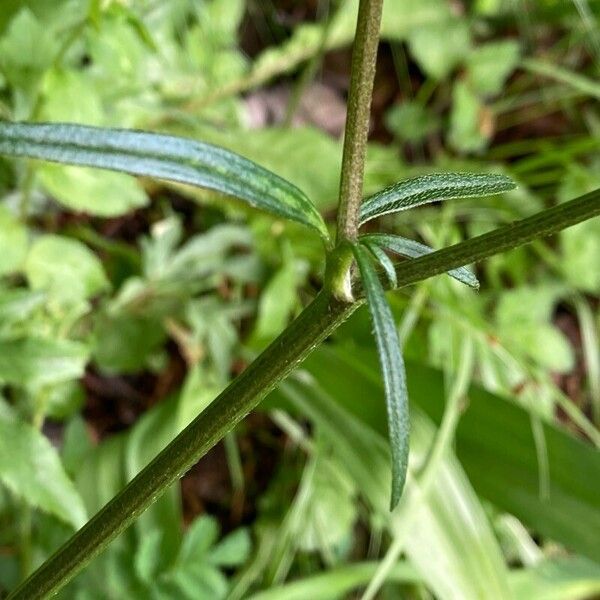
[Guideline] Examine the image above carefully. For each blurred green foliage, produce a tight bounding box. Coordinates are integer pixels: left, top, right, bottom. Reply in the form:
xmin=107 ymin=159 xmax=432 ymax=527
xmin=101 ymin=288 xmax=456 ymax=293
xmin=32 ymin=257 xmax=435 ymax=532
xmin=0 ymin=0 xmax=599 ymax=598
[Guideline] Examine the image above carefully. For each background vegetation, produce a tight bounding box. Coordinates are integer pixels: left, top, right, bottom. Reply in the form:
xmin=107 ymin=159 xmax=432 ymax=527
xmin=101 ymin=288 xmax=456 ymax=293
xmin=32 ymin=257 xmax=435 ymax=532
xmin=0 ymin=0 xmax=599 ymax=598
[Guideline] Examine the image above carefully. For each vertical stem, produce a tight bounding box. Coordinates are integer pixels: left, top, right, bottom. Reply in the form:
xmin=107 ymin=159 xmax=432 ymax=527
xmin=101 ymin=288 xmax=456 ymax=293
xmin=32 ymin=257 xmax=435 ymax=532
xmin=335 ymin=0 xmax=384 ymax=243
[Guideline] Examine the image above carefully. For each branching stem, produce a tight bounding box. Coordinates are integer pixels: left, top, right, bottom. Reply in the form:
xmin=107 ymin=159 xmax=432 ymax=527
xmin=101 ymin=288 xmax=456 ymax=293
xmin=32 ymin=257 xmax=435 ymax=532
xmin=9 ymin=189 xmax=600 ymax=600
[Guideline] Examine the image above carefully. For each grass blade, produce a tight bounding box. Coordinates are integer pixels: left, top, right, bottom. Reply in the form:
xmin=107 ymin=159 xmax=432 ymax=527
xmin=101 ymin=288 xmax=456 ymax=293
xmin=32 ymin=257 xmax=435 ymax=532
xmin=361 ymin=233 xmax=479 ymax=288
xmin=306 ymin=345 xmax=600 ymax=563
xmin=0 ymin=121 xmax=329 ymax=240
xmin=351 ymin=243 xmax=409 ymax=509
xmin=359 ymin=172 xmax=515 ymax=225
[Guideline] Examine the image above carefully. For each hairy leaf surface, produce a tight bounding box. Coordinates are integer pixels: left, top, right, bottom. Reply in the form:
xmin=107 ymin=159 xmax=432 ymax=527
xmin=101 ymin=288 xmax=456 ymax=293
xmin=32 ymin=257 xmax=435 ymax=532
xmin=0 ymin=121 xmax=329 ymax=239
xmin=352 ymin=243 xmax=409 ymax=509
xmin=362 ymin=240 xmax=398 ymax=288
xmin=359 ymin=172 xmax=515 ymax=224
xmin=361 ymin=233 xmax=479 ymax=288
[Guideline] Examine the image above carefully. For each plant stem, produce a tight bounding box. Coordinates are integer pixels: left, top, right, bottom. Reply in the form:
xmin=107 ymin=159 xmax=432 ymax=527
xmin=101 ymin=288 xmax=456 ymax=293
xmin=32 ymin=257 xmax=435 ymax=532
xmin=9 ymin=190 xmax=600 ymax=599
xmin=387 ymin=189 xmax=600 ymax=291
xmin=8 ymin=291 xmax=356 ymax=600
xmin=336 ymin=0 xmax=383 ymax=243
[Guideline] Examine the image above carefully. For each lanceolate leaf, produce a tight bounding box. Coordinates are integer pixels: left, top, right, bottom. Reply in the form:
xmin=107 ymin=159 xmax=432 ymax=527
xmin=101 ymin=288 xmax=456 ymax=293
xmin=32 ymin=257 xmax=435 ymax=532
xmin=0 ymin=121 xmax=329 ymax=240
xmin=362 ymin=240 xmax=398 ymax=288
xmin=361 ymin=233 xmax=479 ymax=289
xmin=359 ymin=172 xmax=515 ymax=225
xmin=351 ymin=243 xmax=409 ymax=509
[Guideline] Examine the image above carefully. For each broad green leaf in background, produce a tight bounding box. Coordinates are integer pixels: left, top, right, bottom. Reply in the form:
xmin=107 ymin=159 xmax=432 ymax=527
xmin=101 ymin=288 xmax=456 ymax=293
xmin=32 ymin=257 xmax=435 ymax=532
xmin=0 ymin=337 xmax=88 ymax=389
xmin=0 ymin=1 xmax=82 ymax=36
xmin=510 ymin=557 xmax=600 ymax=600
xmin=0 ymin=9 xmax=58 ymax=102
xmin=40 ymin=165 xmax=149 ymax=217
xmin=251 ymin=255 xmax=306 ymax=343
xmin=304 ymin=346 xmax=600 ymax=563
xmin=0 ymin=402 xmax=86 ymax=528
xmin=207 ymin=527 xmax=251 ymax=568
xmin=134 ymin=530 xmax=163 ymax=585
xmin=495 ymin=285 xmax=574 ymax=373
xmin=360 ymin=233 xmax=479 ymax=288
xmin=385 ymin=101 xmax=441 ymax=144
xmin=44 ymin=380 xmax=85 ymax=421
xmin=449 ymin=81 xmax=491 ymax=153
xmin=359 ymin=172 xmax=515 ymax=224
xmin=467 ymin=41 xmax=521 ymax=96
xmin=558 ymin=165 xmax=600 ymax=293
xmin=272 ymin=375 xmax=512 ymax=599
xmin=163 ymin=515 xmax=249 ymax=598
xmin=93 ymin=313 xmax=166 ymax=374
xmin=0 ymin=288 xmax=45 ymax=336
xmin=351 ymin=243 xmax=409 ymax=509
xmin=178 ymin=516 xmax=220 ymax=566
xmin=40 ymin=69 xmax=104 ymax=125
xmin=25 ymin=234 xmax=109 ymax=305
xmin=198 ymin=0 xmax=245 ymax=39
xmin=0 ymin=122 xmax=330 ymax=240
xmin=246 ymin=562 xmax=419 ymax=600
xmin=35 ymin=69 xmax=150 ymax=216
xmin=0 ymin=205 xmax=27 ymax=275
xmin=294 ymin=446 xmax=357 ymax=556
xmin=407 ymin=18 xmax=471 ymax=80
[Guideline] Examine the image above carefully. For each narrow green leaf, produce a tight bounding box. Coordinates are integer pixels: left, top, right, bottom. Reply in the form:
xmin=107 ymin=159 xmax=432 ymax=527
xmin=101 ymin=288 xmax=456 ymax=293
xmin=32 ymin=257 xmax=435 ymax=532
xmin=272 ymin=376 xmax=512 ymax=599
xmin=245 ymin=562 xmax=419 ymax=600
xmin=359 ymin=172 xmax=516 ymax=225
xmin=0 ymin=121 xmax=329 ymax=240
xmin=362 ymin=240 xmax=398 ymax=288
xmin=351 ymin=243 xmax=409 ymax=509
xmin=510 ymin=557 xmax=600 ymax=600
xmin=361 ymin=233 xmax=479 ymax=289
xmin=306 ymin=345 xmax=600 ymax=563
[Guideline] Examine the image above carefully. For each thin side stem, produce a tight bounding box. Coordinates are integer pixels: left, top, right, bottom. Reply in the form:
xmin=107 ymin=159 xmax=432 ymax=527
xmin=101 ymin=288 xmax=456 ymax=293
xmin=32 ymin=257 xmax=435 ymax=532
xmin=9 ymin=190 xmax=600 ymax=599
xmin=387 ymin=190 xmax=600 ymax=291
xmin=336 ymin=0 xmax=384 ymax=243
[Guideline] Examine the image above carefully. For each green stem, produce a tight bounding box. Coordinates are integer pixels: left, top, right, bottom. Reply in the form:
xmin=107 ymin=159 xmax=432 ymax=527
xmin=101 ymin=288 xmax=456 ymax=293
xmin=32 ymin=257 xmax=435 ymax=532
xmin=9 ymin=190 xmax=600 ymax=599
xmin=8 ymin=292 xmax=356 ymax=600
xmin=388 ymin=189 xmax=600 ymax=291
xmin=336 ymin=0 xmax=384 ymax=243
